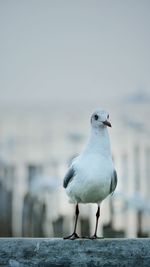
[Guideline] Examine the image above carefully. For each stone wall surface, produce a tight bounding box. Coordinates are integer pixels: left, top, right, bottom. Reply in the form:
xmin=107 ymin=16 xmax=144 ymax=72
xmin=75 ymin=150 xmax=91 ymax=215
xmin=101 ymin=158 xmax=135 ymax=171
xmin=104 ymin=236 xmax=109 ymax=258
xmin=0 ymin=238 xmax=150 ymax=267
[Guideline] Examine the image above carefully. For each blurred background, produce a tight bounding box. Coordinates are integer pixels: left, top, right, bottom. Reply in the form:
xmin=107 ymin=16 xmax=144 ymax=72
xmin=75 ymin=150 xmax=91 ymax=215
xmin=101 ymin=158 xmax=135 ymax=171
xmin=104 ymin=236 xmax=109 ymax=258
xmin=0 ymin=0 xmax=150 ymax=238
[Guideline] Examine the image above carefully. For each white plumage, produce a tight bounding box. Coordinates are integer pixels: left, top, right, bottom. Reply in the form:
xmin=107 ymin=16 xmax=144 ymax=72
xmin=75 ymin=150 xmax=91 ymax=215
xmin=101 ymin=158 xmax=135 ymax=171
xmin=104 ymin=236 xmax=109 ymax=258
xmin=63 ymin=108 xmax=117 ymax=239
xmin=66 ymin=139 xmax=114 ymax=204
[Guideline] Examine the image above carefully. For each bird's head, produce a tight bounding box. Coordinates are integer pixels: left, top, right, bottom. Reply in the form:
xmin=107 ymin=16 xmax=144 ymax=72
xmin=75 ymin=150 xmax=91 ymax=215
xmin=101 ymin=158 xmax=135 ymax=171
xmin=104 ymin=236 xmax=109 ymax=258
xmin=90 ymin=109 xmax=111 ymax=129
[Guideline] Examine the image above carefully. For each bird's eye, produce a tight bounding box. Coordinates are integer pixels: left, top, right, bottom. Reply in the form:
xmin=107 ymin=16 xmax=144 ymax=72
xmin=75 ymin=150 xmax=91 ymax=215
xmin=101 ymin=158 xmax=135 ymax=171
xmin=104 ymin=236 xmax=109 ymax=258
xmin=94 ymin=114 xmax=99 ymax=120
xmin=107 ymin=114 xmax=109 ymax=119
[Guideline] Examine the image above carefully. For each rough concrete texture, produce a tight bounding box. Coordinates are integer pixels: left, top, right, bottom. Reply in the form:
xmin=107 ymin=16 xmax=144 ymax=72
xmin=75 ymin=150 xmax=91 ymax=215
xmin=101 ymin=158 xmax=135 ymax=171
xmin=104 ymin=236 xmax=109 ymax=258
xmin=0 ymin=238 xmax=150 ymax=267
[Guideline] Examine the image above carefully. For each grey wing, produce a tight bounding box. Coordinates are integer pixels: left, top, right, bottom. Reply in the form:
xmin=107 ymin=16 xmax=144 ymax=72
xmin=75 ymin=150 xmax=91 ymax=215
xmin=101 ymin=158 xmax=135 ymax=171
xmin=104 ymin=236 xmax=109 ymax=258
xmin=109 ymin=170 xmax=117 ymax=195
xmin=63 ymin=167 xmax=75 ymax=188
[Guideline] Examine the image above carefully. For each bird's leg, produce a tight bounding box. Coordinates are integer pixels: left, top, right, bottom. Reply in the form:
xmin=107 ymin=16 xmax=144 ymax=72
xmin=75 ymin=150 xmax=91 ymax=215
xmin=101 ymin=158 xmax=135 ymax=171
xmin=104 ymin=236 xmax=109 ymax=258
xmin=90 ymin=205 xmax=103 ymax=239
xmin=64 ymin=204 xmax=80 ymax=240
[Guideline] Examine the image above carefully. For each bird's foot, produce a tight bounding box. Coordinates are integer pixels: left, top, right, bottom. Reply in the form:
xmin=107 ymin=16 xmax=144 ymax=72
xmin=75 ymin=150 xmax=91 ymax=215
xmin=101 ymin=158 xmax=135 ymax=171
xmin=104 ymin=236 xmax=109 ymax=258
xmin=89 ymin=234 xmax=104 ymax=240
xmin=63 ymin=232 xmax=80 ymax=240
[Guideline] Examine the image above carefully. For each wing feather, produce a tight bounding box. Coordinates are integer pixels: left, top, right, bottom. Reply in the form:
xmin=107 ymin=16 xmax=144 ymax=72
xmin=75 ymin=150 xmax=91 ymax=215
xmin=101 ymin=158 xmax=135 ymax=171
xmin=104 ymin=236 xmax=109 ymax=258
xmin=110 ymin=170 xmax=117 ymax=194
xmin=63 ymin=167 xmax=75 ymax=188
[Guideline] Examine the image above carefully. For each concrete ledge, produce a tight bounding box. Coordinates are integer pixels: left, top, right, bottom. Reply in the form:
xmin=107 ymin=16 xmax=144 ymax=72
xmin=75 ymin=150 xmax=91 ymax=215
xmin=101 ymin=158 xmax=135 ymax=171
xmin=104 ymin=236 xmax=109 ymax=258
xmin=0 ymin=238 xmax=150 ymax=267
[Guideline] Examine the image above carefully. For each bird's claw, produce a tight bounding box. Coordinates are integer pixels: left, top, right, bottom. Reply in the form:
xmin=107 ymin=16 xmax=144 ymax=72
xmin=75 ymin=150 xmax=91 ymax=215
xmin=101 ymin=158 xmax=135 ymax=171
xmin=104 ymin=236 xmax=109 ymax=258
xmin=63 ymin=232 xmax=80 ymax=240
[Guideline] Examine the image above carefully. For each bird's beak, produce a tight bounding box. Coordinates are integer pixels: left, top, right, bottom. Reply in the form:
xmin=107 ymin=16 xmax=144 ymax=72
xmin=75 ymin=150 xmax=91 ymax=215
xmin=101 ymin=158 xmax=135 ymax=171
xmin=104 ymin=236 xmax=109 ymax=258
xmin=103 ymin=120 xmax=112 ymax=127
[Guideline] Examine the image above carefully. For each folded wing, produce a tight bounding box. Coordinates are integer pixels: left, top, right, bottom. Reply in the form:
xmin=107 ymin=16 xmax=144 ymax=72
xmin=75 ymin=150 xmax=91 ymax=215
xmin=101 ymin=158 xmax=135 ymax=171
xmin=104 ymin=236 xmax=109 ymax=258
xmin=110 ymin=170 xmax=117 ymax=195
xmin=63 ymin=167 xmax=75 ymax=188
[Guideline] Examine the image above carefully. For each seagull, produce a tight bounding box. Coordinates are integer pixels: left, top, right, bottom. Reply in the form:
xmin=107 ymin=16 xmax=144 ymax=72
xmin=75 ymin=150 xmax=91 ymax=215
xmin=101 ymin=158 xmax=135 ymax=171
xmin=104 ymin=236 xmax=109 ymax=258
xmin=63 ymin=108 xmax=117 ymax=239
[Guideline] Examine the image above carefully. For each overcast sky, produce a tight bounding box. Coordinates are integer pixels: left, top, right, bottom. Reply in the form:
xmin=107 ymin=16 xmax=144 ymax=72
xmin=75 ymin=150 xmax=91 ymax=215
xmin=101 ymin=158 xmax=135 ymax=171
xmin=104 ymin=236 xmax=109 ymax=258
xmin=0 ymin=0 xmax=150 ymax=110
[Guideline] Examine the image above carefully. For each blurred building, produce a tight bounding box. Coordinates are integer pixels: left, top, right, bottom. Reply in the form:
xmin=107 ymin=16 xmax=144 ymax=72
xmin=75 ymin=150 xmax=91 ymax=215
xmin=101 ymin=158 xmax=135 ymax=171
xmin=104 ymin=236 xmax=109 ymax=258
xmin=0 ymin=92 xmax=150 ymax=237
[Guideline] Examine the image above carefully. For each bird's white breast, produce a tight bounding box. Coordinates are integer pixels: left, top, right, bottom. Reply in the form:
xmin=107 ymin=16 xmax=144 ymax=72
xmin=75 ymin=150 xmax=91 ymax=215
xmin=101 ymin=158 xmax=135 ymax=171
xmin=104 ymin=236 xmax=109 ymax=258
xmin=66 ymin=153 xmax=114 ymax=204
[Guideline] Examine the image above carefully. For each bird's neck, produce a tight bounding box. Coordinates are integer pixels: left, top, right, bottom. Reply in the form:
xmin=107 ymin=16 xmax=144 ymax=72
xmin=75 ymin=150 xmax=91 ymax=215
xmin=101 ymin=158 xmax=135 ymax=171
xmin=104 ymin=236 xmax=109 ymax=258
xmin=84 ymin=126 xmax=112 ymax=157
